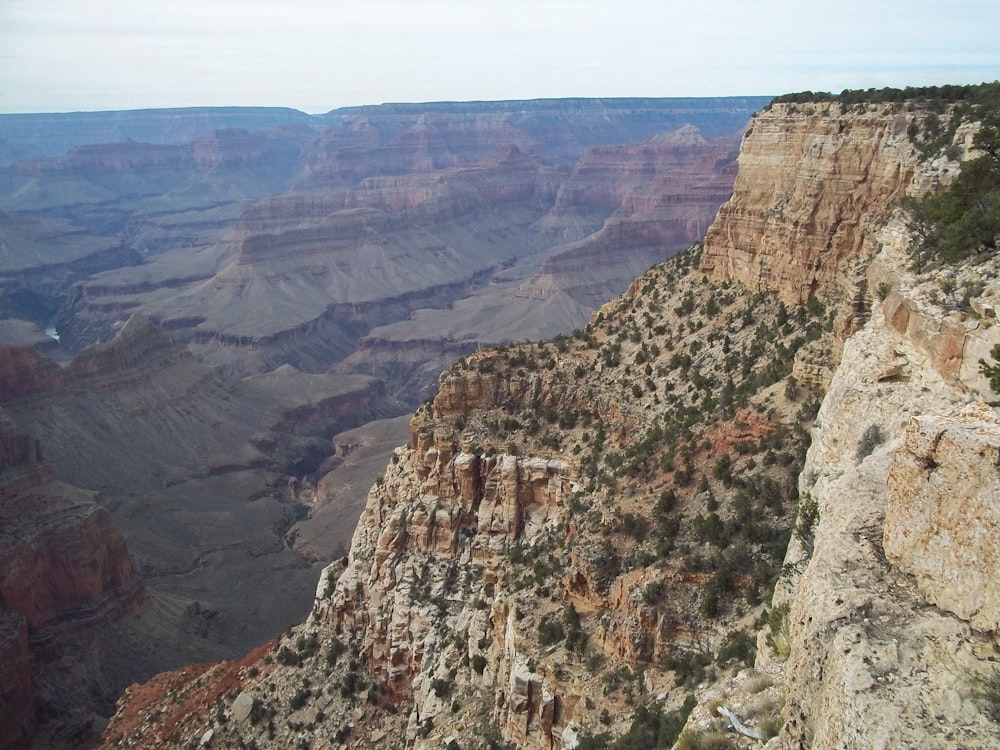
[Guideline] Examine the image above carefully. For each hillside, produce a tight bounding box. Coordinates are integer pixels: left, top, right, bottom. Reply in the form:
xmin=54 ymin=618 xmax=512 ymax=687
xmin=99 ymin=86 xmax=1000 ymax=749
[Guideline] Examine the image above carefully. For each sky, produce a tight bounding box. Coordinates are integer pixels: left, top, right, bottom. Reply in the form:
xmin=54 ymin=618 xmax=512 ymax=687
xmin=1 ymin=0 xmax=997 ymax=114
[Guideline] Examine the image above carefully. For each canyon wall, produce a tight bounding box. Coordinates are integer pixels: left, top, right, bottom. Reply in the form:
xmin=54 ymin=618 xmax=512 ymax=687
xmin=766 ymin=218 xmax=1000 ymax=749
xmin=0 ymin=409 xmax=144 ymax=749
xmin=700 ymin=101 xmax=977 ymax=304
xmin=98 ymin=92 xmax=1000 ymax=750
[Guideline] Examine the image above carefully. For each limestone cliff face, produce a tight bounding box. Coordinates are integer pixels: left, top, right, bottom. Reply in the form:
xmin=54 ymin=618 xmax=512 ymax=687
xmin=765 ymin=219 xmax=1000 ymax=749
xmin=885 ymin=403 xmax=1000 ymax=634
xmin=700 ymin=101 xmax=974 ymax=304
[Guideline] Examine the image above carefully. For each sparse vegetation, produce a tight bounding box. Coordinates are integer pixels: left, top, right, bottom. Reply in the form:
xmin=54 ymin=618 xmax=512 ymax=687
xmin=207 ymin=239 xmax=832 ymax=747
xmin=901 ymin=83 xmax=1000 ymax=268
xmin=577 ymin=694 xmax=696 ymax=750
xmin=766 ymin=602 xmax=792 ymax=658
xmin=980 ymin=343 xmax=1000 ymax=394
xmin=972 ymin=667 xmax=1000 ymax=723
xmin=856 ymin=424 xmax=885 ymax=460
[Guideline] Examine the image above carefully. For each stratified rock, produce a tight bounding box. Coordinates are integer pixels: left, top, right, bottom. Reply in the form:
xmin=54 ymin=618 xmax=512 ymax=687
xmin=700 ymin=101 xmax=973 ymax=304
xmin=0 ymin=408 xmax=145 ymax=749
xmin=768 ymin=216 xmax=1000 ymax=750
xmin=885 ymin=403 xmax=1000 ymax=633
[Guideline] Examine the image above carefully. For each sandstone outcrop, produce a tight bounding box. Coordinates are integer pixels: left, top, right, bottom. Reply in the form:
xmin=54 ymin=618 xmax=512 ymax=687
xmin=700 ymin=101 xmax=974 ymax=305
xmin=885 ymin=403 xmax=1000 ymax=633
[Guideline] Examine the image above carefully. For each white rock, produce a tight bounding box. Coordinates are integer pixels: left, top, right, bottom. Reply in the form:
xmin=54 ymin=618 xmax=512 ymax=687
xmin=231 ymin=691 xmax=254 ymax=723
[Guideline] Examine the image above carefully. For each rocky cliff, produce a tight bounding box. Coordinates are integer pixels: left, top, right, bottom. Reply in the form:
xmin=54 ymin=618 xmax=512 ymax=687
xmin=699 ymin=100 xmax=977 ymax=305
xmin=0 ymin=608 xmax=33 ymax=750
xmin=753 ymin=213 xmax=1000 ymax=750
xmin=98 ymin=243 xmax=820 ymax=748
xmin=0 ymin=314 xmax=401 ymax=748
xmin=99 ymin=90 xmax=1000 ymax=749
xmin=0 ymin=408 xmax=144 ymax=749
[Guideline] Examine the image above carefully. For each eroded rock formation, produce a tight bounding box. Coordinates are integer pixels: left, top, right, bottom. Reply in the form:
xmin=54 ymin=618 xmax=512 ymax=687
xmin=885 ymin=403 xmax=1000 ymax=634
xmin=92 ymin=90 xmax=1000 ymax=750
xmin=700 ymin=101 xmax=976 ymax=304
xmin=0 ymin=408 xmax=144 ymax=749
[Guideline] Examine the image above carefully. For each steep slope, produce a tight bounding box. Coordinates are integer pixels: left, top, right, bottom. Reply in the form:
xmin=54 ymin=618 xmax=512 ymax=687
xmin=0 ymin=410 xmax=145 ymax=749
xmin=2 ymin=101 xmax=764 ymax=748
xmin=100 ymin=87 xmax=1000 ymax=750
xmin=99 ymin=242 xmax=824 ymax=748
xmin=0 ymin=315 xmax=401 ymax=747
xmin=681 ymin=96 xmax=1000 ymax=748
xmin=749 ymin=214 xmax=1000 ymax=749
xmin=2 ymin=316 xmax=389 ymax=651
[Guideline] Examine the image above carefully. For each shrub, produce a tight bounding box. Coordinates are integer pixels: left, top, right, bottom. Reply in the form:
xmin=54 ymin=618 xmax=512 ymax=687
xmin=431 ymin=678 xmax=452 ymax=699
xmin=972 ymin=667 xmax=1000 ymax=722
xmin=538 ymin=619 xmax=565 ymax=646
xmin=715 ymin=629 xmax=756 ymax=668
xmin=289 ymin=687 xmax=311 ymax=710
xmin=856 ymin=424 xmax=884 ymax=460
xmin=276 ymin=646 xmax=300 ymax=667
xmin=793 ymin=494 xmax=819 ymax=554
xmin=471 ymin=654 xmax=488 ymax=674
xmin=675 ymin=729 xmax=735 ymax=750
xmin=980 ymin=343 xmax=1000 ymax=393
xmin=904 ymin=86 xmax=1000 ymax=267
xmin=758 ymin=715 xmax=784 ymax=740
xmin=766 ymin=602 xmax=792 ymax=657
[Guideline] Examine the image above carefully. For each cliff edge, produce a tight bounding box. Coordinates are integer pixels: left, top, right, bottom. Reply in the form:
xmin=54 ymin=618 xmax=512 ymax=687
xmin=98 ymin=90 xmax=1000 ymax=749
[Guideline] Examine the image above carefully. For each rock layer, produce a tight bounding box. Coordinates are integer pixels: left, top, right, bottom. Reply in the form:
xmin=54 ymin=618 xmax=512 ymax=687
xmin=885 ymin=403 xmax=1000 ymax=633
xmin=700 ymin=101 xmax=972 ymax=304
xmin=767 ymin=217 xmax=1000 ymax=750
xmin=0 ymin=408 xmax=144 ymax=749
xmin=0 ymin=608 xmax=33 ymax=750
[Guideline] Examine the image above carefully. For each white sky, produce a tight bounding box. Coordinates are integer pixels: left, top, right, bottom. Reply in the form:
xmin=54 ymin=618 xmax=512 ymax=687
xmin=1 ymin=0 xmax=997 ymax=113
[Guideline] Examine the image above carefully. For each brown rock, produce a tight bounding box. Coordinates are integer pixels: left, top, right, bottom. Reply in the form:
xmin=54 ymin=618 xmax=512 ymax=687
xmin=885 ymin=403 xmax=1000 ymax=632
xmin=701 ymin=102 xmax=939 ymax=304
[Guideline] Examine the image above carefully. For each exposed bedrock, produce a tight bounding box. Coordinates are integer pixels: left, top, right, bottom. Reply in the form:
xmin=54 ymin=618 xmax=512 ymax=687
xmin=700 ymin=101 xmax=976 ymax=304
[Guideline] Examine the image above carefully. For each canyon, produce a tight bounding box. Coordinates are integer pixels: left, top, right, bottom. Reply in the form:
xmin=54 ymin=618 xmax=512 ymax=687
xmin=0 ymin=98 xmax=768 ymax=748
xmin=95 ymin=88 xmax=1000 ymax=750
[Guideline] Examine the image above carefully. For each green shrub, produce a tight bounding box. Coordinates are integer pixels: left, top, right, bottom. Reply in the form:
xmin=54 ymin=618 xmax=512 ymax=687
xmin=766 ymin=602 xmax=792 ymax=657
xmin=980 ymin=343 xmax=1000 ymax=393
xmin=716 ymin=629 xmax=756 ymax=668
xmin=431 ymin=678 xmax=452 ymax=699
xmin=538 ymin=619 xmax=565 ymax=646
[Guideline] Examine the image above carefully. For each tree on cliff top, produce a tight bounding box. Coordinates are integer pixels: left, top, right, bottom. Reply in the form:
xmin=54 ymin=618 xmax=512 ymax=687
xmin=904 ymin=86 xmax=1000 ymax=268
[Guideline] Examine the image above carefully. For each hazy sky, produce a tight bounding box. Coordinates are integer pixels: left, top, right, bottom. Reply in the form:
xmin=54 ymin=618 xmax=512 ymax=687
xmin=1 ymin=0 xmax=997 ymax=113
